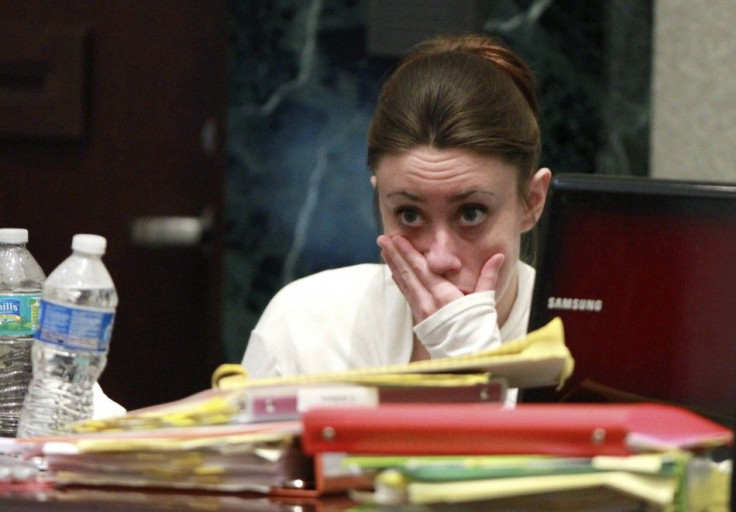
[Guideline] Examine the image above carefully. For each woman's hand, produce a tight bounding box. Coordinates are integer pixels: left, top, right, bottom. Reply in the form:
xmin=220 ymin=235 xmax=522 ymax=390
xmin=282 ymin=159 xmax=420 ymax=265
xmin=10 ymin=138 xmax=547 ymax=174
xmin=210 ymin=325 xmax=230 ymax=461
xmin=377 ymin=234 xmax=505 ymax=323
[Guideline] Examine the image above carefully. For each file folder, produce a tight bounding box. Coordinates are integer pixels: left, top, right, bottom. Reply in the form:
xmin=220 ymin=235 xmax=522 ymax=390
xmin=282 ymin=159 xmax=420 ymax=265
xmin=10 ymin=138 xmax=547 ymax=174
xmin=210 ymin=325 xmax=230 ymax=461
xmin=301 ymin=403 xmax=732 ymax=458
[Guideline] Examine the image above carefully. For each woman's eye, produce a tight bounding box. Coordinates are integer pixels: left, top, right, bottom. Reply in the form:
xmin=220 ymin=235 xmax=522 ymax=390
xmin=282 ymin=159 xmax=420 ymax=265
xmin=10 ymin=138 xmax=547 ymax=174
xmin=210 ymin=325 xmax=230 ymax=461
xmin=459 ymin=206 xmax=487 ymax=226
xmin=396 ymin=208 xmax=422 ymax=226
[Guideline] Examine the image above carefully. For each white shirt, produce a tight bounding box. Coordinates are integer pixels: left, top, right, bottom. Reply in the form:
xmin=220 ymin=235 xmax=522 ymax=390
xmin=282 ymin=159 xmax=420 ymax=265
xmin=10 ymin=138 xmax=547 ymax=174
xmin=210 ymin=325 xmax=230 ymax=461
xmin=93 ymin=383 xmax=126 ymax=419
xmin=242 ymin=261 xmax=535 ymax=379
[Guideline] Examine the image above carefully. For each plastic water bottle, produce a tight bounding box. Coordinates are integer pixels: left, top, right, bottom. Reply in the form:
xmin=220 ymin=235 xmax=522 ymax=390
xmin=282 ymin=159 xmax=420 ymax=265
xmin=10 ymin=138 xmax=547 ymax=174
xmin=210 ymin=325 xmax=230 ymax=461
xmin=0 ymin=229 xmax=46 ymax=437
xmin=17 ymin=234 xmax=117 ymax=437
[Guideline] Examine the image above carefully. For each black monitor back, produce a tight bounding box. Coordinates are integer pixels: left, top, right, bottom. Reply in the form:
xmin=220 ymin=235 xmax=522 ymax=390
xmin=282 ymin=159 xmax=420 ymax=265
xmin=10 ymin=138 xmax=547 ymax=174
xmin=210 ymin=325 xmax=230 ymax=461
xmin=524 ymin=173 xmax=736 ymax=428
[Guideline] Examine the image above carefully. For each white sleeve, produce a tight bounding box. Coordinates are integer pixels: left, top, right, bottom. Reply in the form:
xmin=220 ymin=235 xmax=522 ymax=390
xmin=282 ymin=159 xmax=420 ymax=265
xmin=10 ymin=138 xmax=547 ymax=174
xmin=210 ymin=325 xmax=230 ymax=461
xmin=92 ymin=382 xmax=126 ymax=419
xmin=241 ymin=329 xmax=280 ymax=379
xmin=413 ymin=291 xmax=501 ymax=359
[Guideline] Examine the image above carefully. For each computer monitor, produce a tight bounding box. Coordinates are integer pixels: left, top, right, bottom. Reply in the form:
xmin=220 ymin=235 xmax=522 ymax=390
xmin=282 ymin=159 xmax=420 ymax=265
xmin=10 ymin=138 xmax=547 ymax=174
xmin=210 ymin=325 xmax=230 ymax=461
xmin=524 ymin=173 xmax=736 ymax=427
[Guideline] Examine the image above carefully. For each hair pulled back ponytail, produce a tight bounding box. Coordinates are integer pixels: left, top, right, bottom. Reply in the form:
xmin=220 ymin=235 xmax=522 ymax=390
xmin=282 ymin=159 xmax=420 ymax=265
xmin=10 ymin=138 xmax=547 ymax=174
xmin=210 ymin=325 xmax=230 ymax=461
xmin=367 ymin=33 xmax=541 ymax=194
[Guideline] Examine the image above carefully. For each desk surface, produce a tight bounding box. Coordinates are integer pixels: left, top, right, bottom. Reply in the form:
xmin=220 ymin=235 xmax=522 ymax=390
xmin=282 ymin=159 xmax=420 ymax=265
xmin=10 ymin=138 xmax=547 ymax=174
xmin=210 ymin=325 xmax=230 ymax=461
xmin=0 ymin=484 xmax=659 ymax=511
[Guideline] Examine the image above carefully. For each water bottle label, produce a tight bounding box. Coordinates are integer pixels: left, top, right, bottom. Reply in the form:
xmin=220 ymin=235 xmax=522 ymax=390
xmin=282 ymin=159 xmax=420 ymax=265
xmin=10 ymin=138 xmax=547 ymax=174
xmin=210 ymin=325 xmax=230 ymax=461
xmin=35 ymin=300 xmax=115 ymax=352
xmin=0 ymin=294 xmax=42 ymax=336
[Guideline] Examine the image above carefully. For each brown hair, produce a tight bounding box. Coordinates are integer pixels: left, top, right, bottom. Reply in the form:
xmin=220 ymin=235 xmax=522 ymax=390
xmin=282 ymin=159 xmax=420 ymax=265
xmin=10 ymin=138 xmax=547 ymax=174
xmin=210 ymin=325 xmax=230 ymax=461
xmin=367 ymin=34 xmax=540 ymax=202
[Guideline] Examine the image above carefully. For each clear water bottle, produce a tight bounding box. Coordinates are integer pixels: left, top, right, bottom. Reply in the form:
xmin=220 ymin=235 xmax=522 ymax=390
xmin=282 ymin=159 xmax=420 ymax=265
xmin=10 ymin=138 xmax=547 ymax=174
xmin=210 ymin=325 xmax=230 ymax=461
xmin=0 ymin=229 xmax=46 ymax=437
xmin=17 ymin=234 xmax=117 ymax=437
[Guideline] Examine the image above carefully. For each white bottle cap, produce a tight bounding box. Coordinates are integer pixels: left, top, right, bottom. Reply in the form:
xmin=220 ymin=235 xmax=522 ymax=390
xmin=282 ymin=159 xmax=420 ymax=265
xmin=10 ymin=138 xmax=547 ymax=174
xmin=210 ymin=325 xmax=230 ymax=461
xmin=72 ymin=234 xmax=107 ymax=255
xmin=0 ymin=228 xmax=29 ymax=244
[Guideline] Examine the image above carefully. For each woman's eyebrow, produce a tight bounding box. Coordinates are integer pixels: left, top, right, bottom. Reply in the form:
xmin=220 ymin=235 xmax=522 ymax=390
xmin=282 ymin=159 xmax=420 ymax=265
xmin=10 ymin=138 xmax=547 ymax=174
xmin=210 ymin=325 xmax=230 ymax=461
xmin=386 ymin=191 xmax=422 ymax=202
xmin=450 ymin=189 xmax=495 ymax=203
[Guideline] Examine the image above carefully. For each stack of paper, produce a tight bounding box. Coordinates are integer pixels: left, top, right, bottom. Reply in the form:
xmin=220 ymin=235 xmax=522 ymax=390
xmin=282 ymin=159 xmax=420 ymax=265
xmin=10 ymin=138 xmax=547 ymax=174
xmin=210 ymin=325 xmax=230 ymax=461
xmin=215 ymin=316 xmax=573 ymax=391
xmin=299 ymin=403 xmax=733 ymax=511
xmin=5 ymin=318 xmax=579 ymax=499
xmin=13 ymin=421 xmax=306 ymax=493
xmin=71 ymin=373 xmax=506 ymax=434
xmin=70 ymin=317 xmax=569 ymax=435
xmin=345 ymin=452 xmax=690 ymax=508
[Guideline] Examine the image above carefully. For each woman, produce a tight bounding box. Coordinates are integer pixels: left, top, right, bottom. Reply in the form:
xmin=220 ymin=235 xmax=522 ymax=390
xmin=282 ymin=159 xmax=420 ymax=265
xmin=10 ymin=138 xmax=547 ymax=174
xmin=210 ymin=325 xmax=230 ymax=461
xmin=242 ymin=34 xmax=551 ymax=384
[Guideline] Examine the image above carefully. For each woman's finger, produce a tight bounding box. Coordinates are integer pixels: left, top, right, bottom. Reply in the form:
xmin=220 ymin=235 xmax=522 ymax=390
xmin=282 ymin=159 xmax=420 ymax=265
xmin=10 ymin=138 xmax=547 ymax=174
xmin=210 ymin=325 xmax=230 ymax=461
xmin=474 ymin=253 xmax=505 ymax=293
xmin=377 ymin=235 xmax=428 ymax=303
xmin=378 ymin=235 xmax=463 ymax=321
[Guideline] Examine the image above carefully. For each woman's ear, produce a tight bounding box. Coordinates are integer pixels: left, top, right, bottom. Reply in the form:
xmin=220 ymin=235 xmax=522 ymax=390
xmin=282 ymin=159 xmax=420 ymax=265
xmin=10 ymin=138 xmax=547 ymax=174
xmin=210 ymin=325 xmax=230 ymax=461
xmin=521 ymin=168 xmax=552 ymax=232
xmin=370 ymin=175 xmax=377 ymax=189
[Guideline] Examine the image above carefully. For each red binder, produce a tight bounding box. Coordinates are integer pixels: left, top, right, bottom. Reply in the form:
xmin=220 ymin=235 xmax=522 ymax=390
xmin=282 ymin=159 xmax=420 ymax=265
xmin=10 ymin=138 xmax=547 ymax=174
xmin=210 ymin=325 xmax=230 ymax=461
xmin=301 ymin=403 xmax=732 ymax=458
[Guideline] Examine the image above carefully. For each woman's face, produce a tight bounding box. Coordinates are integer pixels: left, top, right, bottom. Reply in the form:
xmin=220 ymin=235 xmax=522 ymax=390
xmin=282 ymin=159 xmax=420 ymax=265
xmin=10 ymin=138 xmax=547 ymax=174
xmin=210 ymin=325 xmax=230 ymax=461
xmin=373 ymin=146 xmax=545 ymax=322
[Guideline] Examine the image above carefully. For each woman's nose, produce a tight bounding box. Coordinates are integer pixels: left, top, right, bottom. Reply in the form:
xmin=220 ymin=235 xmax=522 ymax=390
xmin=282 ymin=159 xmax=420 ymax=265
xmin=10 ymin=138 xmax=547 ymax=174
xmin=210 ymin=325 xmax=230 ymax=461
xmin=424 ymin=228 xmax=462 ymax=275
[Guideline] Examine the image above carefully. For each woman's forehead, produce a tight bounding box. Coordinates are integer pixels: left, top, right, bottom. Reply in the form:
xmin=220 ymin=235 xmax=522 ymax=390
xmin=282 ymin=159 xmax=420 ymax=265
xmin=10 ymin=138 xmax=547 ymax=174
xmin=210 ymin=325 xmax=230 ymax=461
xmin=375 ymin=147 xmax=517 ymax=190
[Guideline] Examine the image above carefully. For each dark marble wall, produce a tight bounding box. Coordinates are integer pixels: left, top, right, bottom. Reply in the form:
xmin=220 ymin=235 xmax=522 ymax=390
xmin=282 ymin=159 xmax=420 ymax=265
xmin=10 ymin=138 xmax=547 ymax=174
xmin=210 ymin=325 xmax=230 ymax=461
xmin=223 ymin=0 xmax=652 ymax=362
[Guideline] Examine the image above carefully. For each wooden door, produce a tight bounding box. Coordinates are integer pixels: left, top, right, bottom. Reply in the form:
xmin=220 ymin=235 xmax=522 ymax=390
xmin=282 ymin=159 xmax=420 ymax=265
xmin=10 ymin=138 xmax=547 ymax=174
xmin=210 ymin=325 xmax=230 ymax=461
xmin=0 ymin=1 xmax=226 ymax=409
